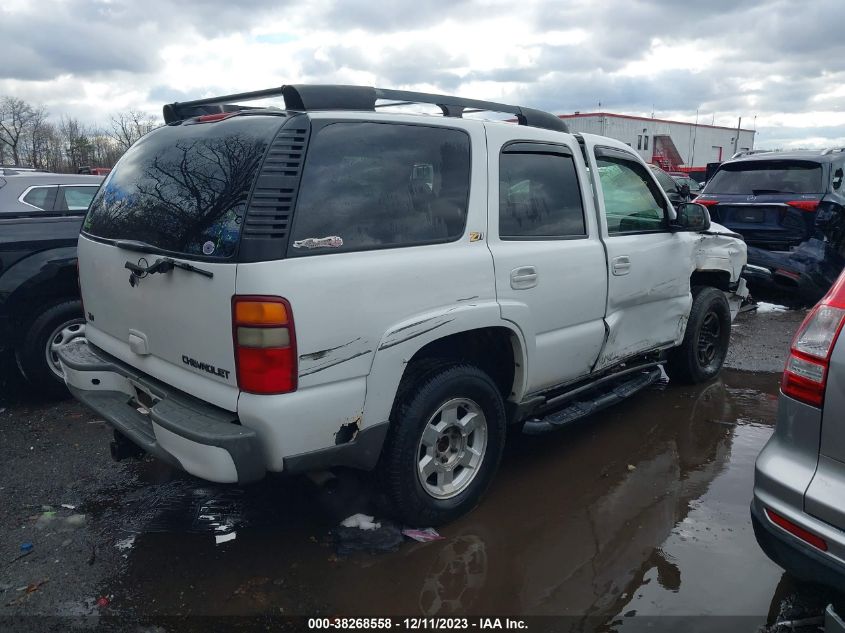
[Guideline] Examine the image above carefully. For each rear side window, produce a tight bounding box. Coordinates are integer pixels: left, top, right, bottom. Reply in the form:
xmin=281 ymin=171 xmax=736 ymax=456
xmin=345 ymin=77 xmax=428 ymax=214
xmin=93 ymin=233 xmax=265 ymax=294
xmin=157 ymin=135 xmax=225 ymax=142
xmin=499 ymin=152 xmax=586 ymax=239
xmin=706 ymin=160 xmax=824 ymax=195
xmin=22 ymin=186 xmax=56 ymax=210
xmin=83 ymin=116 xmax=282 ymax=259
xmin=289 ymin=122 xmax=470 ymax=255
xmin=57 ymin=185 xmax=98 ymax=211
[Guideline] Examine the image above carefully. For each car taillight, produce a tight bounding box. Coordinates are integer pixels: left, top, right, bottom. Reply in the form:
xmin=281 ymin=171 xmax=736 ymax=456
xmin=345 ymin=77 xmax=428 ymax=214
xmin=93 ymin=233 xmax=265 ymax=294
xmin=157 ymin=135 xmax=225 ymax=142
xmin=765 ymin=508 xmax=828 ymax=551
xmin=696 ymin=198 xmax=719 ymax=207
xmin=193 ymin=112 xmax=238 ymax=123
xmin=786 ymin=200 xmax=820 ymax=212
xmin=781 ymin=273 xmax=845 ymax=407
xmin=232 ymin=296 xmax=297 ymax=395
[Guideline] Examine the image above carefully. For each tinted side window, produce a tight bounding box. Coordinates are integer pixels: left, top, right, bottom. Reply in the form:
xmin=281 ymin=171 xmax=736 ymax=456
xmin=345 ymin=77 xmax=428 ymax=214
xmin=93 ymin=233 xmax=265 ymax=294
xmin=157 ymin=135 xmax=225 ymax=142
xmin=289 ymin=122 xmax=470 ymax=255
xmin=57 ymin=185 xmax=99 ymax=211
xmin=22 ymin=186 xmax=57 ymax=210
xmin=499 ymin=152 xmax=586 ymax=239
xmin=596 ymin=156 xmax=667 ymax=234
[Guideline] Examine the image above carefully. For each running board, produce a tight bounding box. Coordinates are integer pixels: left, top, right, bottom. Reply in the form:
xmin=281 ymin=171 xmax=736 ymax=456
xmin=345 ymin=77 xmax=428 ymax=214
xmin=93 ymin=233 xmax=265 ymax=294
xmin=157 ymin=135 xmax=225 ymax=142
xmin=522 ymin=367 xmax=663 ymax=435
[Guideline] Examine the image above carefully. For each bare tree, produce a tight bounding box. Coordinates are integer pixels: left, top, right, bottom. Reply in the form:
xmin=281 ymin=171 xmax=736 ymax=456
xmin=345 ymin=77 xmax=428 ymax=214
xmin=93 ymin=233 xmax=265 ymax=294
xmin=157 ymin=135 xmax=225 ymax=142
xmin=0 ymin=97 xmax=41 ymax=165
xmin=108 ymin=109 xmax=158 ymax=150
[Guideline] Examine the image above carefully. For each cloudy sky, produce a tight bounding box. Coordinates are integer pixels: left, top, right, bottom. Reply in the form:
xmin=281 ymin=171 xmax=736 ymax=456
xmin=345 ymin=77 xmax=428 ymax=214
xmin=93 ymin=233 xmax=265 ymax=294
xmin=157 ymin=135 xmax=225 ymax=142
xmin=2 ymin=0 xmax=843 ymax=149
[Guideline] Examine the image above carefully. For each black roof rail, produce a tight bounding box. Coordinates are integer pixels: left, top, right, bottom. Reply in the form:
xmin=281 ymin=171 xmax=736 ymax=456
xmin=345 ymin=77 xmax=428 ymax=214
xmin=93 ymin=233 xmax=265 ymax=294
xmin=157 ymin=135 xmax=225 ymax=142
xmin=162 ymin=84 xmax=569 ymax=133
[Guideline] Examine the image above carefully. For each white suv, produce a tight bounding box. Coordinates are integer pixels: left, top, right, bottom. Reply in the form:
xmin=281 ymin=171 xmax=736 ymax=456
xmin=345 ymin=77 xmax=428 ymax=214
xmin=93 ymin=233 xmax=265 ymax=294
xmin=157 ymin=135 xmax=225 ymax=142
xmin=59 ymin=85 xmax=747 ymax=525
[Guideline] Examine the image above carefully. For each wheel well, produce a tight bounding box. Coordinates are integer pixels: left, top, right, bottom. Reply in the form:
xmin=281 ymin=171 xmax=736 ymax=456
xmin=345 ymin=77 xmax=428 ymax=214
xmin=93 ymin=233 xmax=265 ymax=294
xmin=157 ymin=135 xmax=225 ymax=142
xmin=8 ymin=267 xmax=79 ymax=332
xmin=403 ymin=327 xmax=518 ymax=400
xmin=690 ymin=269 xmax=731 ymax=292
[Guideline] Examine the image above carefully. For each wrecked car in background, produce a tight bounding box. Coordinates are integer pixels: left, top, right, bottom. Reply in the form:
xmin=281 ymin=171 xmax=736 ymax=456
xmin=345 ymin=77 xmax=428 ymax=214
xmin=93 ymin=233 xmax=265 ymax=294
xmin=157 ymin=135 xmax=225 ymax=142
xmin=697 ymin=149 xmax=845 ymax=306
xmin=59 ymin=84 xmax=746 ymax=526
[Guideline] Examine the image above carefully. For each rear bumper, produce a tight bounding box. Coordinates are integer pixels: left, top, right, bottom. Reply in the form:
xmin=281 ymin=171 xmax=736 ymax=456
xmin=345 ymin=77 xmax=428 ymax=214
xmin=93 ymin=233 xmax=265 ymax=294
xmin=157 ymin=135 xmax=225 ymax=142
xmin=58 ymin=340 xmax=265 ymax=484
xmin=751 ymin=501 xmax=845 ymax=591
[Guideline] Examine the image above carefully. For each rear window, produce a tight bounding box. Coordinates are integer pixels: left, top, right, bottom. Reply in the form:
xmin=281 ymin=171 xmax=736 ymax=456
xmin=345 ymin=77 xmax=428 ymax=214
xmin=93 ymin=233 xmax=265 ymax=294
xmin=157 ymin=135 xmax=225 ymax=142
xmin=83 ymin=116 xmax=282 ymax=258
xmin=289 ymin=122 xmax=470 ymax=255
xmin=705 ymin=160 xmax=824 ymax=195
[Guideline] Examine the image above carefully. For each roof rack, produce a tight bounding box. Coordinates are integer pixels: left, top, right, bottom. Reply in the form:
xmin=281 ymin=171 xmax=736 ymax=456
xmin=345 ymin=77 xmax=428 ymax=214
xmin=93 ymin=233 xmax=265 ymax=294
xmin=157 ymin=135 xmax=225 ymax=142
xmin=162 ymin=84 xmax=569 ymax=133
xmin=730 ymin=149 xmax=770 ymax=159
xmin=821 ymin=147 xmax=845 ymax=155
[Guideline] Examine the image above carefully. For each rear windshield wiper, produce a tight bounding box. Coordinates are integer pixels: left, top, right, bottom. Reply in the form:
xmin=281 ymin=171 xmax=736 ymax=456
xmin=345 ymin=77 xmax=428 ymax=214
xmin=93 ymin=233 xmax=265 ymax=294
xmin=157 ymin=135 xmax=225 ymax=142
xmin=113 ymin=239 xmax=166 ymax=254
xmin=124 ymin=257 xmax=213 ymax=283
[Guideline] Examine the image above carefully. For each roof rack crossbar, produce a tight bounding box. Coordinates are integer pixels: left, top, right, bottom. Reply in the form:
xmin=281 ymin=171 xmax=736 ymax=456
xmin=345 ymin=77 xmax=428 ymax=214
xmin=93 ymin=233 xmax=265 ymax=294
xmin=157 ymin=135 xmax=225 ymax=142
xmin=162 ymin=84 xmax=568 ymax=133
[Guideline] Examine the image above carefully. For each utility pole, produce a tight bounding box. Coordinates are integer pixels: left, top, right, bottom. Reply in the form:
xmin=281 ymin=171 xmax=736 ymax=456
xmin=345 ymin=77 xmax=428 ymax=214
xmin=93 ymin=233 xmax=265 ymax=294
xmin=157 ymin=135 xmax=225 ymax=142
xmin=690 ymin=109 xmax=699 ymax=166
xmin=733 ymin=117 xmax=742 ymax=155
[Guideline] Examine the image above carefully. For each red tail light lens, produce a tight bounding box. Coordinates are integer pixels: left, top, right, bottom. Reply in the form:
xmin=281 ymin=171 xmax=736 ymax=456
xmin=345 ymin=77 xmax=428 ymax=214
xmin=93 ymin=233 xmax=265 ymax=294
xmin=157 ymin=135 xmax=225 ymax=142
xmin=765 ymin=508 xmax=828 ymax=551
xmin=786 ymin=200 xmax=820 ymax=212
xmin=781 ymin=273 xmax=845 ymax=407
xmin=696 ymin=198 xmax=719 ymax=207
xmin=232 ymin=296 xmax=297 ymax=394
xmin=194 ymin=112 xmax=238 ymax=123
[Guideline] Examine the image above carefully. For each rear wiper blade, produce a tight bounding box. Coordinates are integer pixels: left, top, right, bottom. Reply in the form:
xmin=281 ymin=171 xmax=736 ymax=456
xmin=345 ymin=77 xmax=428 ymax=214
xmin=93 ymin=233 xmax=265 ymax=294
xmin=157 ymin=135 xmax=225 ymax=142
xmin=124 ymin=257 xmax=213 ymax=283
xmin=113 ymin=239 xmax=165 ymax=255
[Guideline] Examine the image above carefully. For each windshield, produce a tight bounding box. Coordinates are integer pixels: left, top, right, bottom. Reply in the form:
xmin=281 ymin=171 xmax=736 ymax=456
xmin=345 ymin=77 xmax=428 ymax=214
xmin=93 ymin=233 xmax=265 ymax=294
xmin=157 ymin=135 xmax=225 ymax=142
xmin=83 ymin=115 xmax=282 ymax=259
xmin=705 ymin=160 xmax=824 ymax=195
xmin=649 ymin=165 xmax=677 ymax=193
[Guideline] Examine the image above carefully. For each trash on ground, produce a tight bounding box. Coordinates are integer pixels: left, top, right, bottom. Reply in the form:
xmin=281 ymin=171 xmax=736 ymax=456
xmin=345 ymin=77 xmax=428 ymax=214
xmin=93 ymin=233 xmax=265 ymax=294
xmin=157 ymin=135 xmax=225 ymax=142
xmin=340 ymin=513 xmax=381 ymax=530
xmin=627 ymin=464 xmax=637 ymax=471
xmin=215 ymin=531 xmax=237 ymax=545
xmin=60 ymin=503 xmax=76 ymax=510
xmin=96 ymin=596 xmax=110 ymax=607
xmin=402 ymin=528 xmax=444 ymax=543
xmin=332 ymin=520 xmax=403 ymax=556
xmin=116 ymin=535 xmax=136 ymax=552
xmin=20 ymin=542 xmax=33 ymax=553
xmin=65 ymin=514 xmax=86 ymax=527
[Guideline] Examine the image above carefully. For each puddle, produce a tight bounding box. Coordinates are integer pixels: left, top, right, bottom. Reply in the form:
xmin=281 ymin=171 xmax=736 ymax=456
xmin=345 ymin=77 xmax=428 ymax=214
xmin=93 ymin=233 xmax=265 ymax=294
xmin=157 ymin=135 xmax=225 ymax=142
xmin=82 ymin=369 xmax=809 ymax=628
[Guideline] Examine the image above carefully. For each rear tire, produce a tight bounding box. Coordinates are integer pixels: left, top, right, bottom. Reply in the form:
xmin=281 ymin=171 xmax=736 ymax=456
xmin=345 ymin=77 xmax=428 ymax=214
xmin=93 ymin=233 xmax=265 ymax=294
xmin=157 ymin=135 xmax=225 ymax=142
xmin=16 ymin=299 xmax=85 ymax=399
xmin=380 ymin=363 xmax=506 ymax=526
xmin=666 ymin=286 xmax=731 ymax=384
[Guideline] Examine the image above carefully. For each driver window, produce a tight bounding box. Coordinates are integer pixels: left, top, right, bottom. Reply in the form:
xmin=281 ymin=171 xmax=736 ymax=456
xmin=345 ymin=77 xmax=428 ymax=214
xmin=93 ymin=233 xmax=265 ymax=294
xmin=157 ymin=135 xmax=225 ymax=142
xmin=595 ymin=155 xmax=667 ymax=234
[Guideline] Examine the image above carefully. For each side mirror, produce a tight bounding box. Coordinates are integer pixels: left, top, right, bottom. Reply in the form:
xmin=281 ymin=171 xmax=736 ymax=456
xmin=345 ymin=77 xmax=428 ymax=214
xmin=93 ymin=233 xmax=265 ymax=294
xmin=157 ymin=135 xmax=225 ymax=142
xmin=674 ymin=202 xmax=711 ymax=232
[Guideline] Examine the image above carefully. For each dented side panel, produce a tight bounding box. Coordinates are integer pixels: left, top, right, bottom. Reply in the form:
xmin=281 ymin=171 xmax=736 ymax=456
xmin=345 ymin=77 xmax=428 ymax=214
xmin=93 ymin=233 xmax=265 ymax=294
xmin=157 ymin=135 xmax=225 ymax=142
xmin=233 ymin=115 xmax=495 ymax=469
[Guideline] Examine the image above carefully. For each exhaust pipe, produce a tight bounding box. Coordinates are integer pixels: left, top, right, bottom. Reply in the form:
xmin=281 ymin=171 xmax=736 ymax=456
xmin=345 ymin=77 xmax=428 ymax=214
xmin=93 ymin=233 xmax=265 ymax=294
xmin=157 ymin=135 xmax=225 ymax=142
xmin=110 ymin=431 xmax=144 ymax=461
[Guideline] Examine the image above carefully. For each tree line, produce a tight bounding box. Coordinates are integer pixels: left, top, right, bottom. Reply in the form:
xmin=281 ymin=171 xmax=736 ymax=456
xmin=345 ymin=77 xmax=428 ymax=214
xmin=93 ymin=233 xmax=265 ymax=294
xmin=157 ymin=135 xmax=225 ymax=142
xmin=0 ymin=96 xmax=160 ymax=173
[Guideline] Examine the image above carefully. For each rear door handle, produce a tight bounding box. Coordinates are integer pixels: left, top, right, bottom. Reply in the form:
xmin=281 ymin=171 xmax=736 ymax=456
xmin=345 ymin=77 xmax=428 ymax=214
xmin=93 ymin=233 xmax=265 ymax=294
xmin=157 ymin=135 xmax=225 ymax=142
xmin=511 ymin=266 xmax=538 ymax=289
xmin=611 ymin=256 xmax=631 ymax=276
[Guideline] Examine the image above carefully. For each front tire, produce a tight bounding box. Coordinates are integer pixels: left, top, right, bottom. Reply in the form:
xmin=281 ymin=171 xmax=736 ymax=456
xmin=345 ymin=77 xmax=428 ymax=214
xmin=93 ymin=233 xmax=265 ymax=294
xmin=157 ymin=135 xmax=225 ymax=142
xmin=16 ymin=299 xmax=85 ymax=398
xmin=381 ymin=363 xmax=506 ymax=526
xmin=666 ymin=286 xmax=731 ymax=384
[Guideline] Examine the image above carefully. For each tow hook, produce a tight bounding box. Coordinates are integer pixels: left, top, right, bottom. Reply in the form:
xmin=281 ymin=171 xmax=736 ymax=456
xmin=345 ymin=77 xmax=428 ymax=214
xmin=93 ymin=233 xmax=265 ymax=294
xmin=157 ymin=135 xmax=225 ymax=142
xmin=110 ymin=431 xmax=144 ymax=461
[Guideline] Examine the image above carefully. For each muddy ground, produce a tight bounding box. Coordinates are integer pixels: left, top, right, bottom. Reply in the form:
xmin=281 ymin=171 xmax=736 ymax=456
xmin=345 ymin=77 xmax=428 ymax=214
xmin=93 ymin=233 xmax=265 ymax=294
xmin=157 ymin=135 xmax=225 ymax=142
xmin=1 ymin=305 xmax=842 ymax=632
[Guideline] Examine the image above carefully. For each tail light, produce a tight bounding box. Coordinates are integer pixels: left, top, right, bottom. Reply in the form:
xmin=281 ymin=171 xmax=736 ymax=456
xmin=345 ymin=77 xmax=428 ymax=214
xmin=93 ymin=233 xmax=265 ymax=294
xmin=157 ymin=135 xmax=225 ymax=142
xmin=786 ymin=200 xmax=820 ymax=212
xmin=232 ymin=296 xmax=297 ymax=394
xmin=781 ymin=273 xmax=845 ymax=407
xmin=696 ymin=198 xmax=719 ymax=207
xmin=191 ymin=112 xmax=238 ymax=124
xmin=765 ymin=508 xmax=828 ymax=551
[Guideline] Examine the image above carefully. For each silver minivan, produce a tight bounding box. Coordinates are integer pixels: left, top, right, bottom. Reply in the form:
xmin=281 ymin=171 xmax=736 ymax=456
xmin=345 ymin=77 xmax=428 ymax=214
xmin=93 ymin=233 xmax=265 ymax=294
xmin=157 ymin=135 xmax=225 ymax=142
xmin=752 ymin=269 xmax=845 ymax=591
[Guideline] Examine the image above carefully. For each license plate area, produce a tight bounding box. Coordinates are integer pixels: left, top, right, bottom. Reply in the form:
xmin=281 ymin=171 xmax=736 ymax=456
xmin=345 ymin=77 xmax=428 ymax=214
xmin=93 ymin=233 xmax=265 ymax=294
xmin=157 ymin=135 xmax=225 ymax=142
xmin=735 ymin=208 xmax=765 ymax=223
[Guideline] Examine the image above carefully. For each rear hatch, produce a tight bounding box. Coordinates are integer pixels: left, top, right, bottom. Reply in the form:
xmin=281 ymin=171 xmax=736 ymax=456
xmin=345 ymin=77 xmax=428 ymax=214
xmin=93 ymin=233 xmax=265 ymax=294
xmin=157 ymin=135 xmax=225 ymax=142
xmin=698 ymin=159 xmax=825 ymax=250
xmin=78 ymin=114 xmax=287 ymax=410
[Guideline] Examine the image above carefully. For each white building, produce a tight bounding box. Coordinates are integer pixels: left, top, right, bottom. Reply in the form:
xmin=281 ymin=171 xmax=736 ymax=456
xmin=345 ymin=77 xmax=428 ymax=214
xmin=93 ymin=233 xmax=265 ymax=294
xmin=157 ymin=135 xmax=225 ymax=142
xmin=558 ymin=112 xmax=756 ymax=170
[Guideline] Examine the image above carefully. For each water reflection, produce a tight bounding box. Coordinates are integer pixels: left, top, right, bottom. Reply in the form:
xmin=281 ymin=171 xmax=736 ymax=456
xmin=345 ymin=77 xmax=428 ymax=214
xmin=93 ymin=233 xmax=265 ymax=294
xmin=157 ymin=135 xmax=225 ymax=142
xmin=100 ymin=371 xmax=787 ymax=624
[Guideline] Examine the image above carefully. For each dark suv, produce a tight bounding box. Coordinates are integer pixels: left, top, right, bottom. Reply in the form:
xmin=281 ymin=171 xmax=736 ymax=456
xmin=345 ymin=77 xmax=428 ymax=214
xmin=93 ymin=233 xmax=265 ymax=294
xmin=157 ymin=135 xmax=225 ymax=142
xmin=697 ymin=149 xmax=845 ymax=305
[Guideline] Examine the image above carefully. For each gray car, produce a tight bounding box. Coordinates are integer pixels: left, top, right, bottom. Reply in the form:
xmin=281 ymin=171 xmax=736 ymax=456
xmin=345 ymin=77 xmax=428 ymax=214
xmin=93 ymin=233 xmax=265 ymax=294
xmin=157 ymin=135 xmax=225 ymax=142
xmin=0 ymin=172 xmax=103 ymax=214
xmin=752 ymin=269 xmax=845 ymax=591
